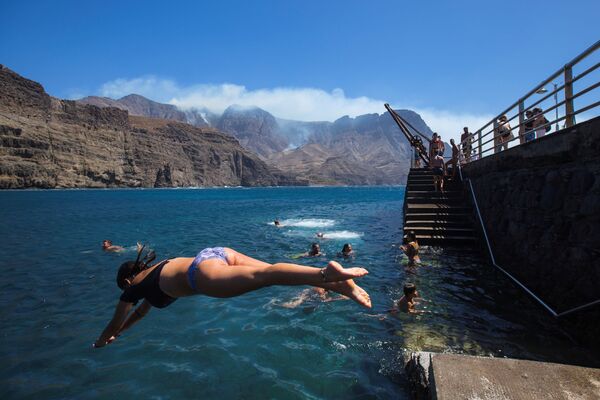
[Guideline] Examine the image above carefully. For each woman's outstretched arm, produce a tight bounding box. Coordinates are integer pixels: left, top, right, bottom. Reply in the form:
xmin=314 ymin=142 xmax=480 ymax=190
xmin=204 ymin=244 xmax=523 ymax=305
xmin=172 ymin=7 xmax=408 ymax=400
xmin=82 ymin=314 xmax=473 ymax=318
xmin=117 ymin=300 xmax=152 ymax=336
xmin=94 ymin=300 xmax=132 ymax=348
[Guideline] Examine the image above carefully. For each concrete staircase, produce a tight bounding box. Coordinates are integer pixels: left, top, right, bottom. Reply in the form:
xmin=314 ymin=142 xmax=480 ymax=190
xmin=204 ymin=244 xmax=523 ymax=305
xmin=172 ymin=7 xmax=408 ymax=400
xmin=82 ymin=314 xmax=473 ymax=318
xmin=403 ymin=168 xmax=477 ymax=246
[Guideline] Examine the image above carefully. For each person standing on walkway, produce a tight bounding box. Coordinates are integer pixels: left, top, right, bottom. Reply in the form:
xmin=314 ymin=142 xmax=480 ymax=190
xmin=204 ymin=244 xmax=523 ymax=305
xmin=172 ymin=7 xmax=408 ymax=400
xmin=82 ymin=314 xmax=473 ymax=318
xmin=431 ymin=151 xmax=446 ymax=192
xmin=429 ymin=133 xmax=439 ymax=164
xmin=460 ymin=127 xmax=472 ymax=162
xmin=445 ymin=139 xmax=460 ymax=180
xmin=494 ymin=115 xmax=512 ymax=153
xmin=533 ymin=107 xmax=550 ymax=138
xmin=523 ymin=110 xmax=536 ymax=143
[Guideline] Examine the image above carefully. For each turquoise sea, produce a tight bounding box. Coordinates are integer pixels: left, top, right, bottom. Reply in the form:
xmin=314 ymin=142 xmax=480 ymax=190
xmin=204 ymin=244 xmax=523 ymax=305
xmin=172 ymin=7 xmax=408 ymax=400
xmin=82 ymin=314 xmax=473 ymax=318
xmin=1 ymin=187 xmax=597 ymax=399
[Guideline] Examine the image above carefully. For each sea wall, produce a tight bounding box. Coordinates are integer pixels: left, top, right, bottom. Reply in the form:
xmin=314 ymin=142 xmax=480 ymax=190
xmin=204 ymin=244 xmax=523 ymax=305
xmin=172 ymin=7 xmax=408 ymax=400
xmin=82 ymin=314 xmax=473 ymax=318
xmin=462 ymin=117 xmax=600 ymax=348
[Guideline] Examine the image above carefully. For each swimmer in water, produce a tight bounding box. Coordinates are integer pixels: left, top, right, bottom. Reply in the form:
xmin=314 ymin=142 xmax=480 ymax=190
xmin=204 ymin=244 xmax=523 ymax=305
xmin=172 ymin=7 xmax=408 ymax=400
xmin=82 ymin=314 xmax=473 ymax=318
xmin=400 ymin=231 xmax=420 ymax=266
xmin=316 ymin=232 xmax=324 ymax=238
xmin=94 ymin=246 xmax=370 ymax=347
xmin=337 ymin=243 xmax=355 ymax=258
xmin=394 ymin=283 xmax=420 ymax=314
xmin=303 ymin=242 xmax=324 ymax=257
xmin=274 ymin=219 xmax=281 ymax=227
xmin=102 ymin=240 xmax=124 ymax=253
xmin=281 ymin=287 xmax=348 ymax=308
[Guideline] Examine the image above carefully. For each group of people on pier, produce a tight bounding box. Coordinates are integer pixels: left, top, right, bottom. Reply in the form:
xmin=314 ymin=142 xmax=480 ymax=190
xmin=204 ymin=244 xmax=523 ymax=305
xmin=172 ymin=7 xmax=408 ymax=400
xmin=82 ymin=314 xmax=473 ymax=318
xmin=412 ymin=106 xmax=551 ymax=182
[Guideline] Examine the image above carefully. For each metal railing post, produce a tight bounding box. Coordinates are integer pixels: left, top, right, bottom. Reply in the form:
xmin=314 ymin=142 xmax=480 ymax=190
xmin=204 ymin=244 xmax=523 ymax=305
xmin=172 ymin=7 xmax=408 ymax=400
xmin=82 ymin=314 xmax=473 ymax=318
xmin=518 ymin=100 xmax=525 ymax=144
xmin=477 ymin=130 xmax=482 ymax=159
xmin=564 ymin=66 xmax=575 ymax=127
xmin=493 ymin=120 xmax=498 ymax=153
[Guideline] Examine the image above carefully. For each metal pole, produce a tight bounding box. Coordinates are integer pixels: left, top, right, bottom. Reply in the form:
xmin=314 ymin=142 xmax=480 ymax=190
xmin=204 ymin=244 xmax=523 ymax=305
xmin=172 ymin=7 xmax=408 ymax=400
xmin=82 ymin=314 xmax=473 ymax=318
xmin=564 ymin=66 xmax=575 ymax=127
xmin=554 ymin=82 xmax=559 ymax=131
xmin=477 ymin=130 xmax=482 ymax=159
xmin=518 ymin=100 xmax=525 ymax=143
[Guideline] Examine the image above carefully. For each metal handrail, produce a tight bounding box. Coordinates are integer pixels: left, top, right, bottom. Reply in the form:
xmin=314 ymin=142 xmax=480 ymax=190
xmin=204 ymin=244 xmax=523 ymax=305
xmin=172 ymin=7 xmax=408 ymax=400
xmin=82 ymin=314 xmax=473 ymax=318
xmin=458 ymin=163 xmax=600 ymax=318
xmin=461 ymin=40 xmax=600 ymax=159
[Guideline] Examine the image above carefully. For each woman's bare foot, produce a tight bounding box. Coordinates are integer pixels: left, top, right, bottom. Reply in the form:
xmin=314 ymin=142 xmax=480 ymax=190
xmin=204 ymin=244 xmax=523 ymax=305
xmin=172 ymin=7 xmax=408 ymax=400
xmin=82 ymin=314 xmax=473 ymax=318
xmin=323 ymin=260 xmax=368 ymax=282
xmin=321 ymin=279 xmax=371 ymax=308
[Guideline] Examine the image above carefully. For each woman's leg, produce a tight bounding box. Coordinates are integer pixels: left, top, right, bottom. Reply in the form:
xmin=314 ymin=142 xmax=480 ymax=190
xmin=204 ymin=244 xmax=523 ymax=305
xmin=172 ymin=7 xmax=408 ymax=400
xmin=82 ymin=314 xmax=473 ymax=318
xmin=194 ymin=260 xmax=370 ymax=307
xmin=224 ymin=247 xmax=271 ymax=268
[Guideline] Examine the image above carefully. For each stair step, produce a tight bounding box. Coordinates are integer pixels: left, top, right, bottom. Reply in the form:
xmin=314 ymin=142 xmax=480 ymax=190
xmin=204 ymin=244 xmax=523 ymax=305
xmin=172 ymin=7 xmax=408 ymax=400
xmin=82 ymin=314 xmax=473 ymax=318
xmin=405 ymin=213 xmax=472 ymax=222
xmin=409 ymin=171 xmax=434 ymax=176
xmin=406 ymin=189 xmax=463 ymax=195
xmin=406 ymin=226 xmax=475 ymax=235
xmin=405 ymin=220 xmax=472 ymax=227
xmin=406 ymin=197 xmax=465 ymax=205
xmin=406 ymin=180 xmax=463 ymax=187
xmin=415 ymin=234 xmax=477 ymax=246
xmin=406 ymin=204 xmax=471 ymax=212
xmin=406 ymin=191 xmax=463 ymax=197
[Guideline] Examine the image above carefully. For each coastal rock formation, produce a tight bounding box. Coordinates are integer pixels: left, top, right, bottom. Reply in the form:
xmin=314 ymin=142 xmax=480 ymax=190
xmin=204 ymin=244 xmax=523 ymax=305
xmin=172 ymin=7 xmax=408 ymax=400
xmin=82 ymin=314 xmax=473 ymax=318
xmin=78 ymin=94 xmax=215 ymax=127
xmin=0 ymin=65 xmax=304 ymax=188
xmin=267 ymin=111 xmax=433 ymax=185
xmin=217 ymin=106 xmax=289 ymax=158
xmin=76 ymin=92 xmax=436 ymax=185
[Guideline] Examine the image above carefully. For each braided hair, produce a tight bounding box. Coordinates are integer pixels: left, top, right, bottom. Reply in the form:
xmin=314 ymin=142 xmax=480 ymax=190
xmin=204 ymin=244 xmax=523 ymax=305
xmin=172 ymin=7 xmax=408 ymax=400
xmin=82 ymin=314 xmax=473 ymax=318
xmin=116 ymin=244 xmax=156 ymax=290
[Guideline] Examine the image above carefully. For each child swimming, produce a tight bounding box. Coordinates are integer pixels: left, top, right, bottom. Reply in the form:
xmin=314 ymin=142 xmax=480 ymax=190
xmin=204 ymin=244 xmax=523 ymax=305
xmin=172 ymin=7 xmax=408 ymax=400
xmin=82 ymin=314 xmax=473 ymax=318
xmin=281 ymin=287 xmax=348 ymax=308
xmin=400 ymin=231 xmax=420 ymax=265
xmin=337 ymin=243 xmax=355 ymax=258
xmin=395 ymin=283 xmax=420 ymax=314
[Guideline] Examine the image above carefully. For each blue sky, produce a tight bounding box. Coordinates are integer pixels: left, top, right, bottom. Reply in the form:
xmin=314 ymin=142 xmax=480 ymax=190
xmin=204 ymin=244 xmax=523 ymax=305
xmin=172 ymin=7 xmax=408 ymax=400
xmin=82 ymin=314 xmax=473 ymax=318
xmin=1 ymin=0 xmax=598 ymax=139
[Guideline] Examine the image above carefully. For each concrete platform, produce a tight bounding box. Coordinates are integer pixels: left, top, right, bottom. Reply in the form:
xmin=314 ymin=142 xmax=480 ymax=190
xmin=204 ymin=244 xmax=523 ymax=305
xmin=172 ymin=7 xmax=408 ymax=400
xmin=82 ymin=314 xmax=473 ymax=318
xmin=405 ymin=352 xmax=600 ymax=400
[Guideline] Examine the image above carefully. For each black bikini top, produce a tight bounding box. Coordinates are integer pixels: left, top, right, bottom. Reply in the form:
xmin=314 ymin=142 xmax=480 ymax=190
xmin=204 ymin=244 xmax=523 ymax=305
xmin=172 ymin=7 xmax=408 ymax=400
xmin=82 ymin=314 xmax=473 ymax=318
xmin=120 ymin=260 xmax=177 ymax=308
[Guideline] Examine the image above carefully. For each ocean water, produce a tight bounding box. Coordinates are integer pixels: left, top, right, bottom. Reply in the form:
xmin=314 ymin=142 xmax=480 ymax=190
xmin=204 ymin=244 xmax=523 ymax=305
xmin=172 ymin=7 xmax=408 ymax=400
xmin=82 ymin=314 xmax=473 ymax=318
xmin=0 ymin=187 xmax=597 ymax=399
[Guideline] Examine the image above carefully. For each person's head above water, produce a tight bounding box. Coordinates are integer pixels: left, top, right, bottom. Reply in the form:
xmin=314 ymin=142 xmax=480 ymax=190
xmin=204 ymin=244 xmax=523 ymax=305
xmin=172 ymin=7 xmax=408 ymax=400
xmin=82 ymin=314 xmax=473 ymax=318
xmin=308 ymin=242 xmax=321 ymax=255
xmin=403 ymin=283 xmax=417 ymax=297
xmin=102 ymin=240 xmax=112 ymax=249
xmin=341 ymin=243 xmax=353 ymax=254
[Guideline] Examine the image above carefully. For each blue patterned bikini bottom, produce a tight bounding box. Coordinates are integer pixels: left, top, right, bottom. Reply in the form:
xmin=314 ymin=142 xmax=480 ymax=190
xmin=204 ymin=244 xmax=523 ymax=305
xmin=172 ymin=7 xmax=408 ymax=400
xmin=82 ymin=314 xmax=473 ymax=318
xmin=187 ymin=247 xmax=229 ymax=291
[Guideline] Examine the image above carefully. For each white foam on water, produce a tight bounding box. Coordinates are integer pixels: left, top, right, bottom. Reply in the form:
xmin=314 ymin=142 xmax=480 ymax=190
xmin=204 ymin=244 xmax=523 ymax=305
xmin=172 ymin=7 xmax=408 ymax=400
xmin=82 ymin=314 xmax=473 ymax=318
xmin=321 ymin=231 xmax=362 ymax=239
xmin=273 ymin=218 xmax=336 ymax=228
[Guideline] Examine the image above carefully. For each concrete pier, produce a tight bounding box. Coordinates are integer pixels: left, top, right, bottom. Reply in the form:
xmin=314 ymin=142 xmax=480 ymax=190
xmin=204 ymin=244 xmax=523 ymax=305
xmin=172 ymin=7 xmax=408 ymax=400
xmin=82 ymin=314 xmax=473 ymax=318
xmin=405 ymin=352 xmax=600 ymax=399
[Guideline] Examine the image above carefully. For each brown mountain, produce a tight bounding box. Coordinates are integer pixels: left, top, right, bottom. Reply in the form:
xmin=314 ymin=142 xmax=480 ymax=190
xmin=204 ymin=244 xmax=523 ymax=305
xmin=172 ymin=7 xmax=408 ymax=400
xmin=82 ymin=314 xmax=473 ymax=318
xmin=217 ymin=106 xmax=289 ymax=158
xmin=0 ymin=65 xmax=305 ymax=188
xmin=267 ymin=112 xmax=432 ymax=184
xmin=78 ymin=94 xmax=212 ymax=127
xmin=75 ymin=94 xmax=434 ymax=185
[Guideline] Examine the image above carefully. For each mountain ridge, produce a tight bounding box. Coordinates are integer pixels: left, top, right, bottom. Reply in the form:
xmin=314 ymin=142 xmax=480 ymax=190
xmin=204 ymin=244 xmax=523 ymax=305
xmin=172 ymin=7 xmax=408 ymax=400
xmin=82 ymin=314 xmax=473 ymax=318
xmin=0 ymin=65 xmax=305 ymax=188
xmin=75 ymin=93 xmax=433 ymax=184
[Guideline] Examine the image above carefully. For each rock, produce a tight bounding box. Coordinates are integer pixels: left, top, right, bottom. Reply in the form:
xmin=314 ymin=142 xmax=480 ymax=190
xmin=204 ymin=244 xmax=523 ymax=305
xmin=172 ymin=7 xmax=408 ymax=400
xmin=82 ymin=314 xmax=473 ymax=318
xmin=568 ymin=169 xmax=595 ymax=194
xmin=579 ymin=195 xmax=600 ymax=216
xmin=404 ymin=352 xmax=432 ymax=400
xmin=217 ymin=106 xmax=288 ymax=158
xmin=0 ymin=66 xmax=304 ymax=188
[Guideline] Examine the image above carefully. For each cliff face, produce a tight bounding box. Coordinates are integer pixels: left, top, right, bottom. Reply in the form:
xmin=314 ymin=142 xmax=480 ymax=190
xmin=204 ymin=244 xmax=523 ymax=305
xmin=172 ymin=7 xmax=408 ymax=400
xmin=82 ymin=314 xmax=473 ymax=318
xmin=267 ymin=111 xmax=433 ymax=185
xmin=75 ymin=92 xmax=436 ymax=185
xmin=0 ymin=65 xmax=304 ymax=188
xmin=217 ymin=106 xmax=289 ymax=158
xmin=78 ymin=94 xmax=213 ymax=127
